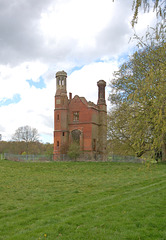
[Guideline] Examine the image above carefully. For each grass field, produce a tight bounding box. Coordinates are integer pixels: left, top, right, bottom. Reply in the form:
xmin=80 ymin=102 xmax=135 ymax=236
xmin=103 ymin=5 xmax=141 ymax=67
xmin=0 ymin=160 xmax=165 ymax=240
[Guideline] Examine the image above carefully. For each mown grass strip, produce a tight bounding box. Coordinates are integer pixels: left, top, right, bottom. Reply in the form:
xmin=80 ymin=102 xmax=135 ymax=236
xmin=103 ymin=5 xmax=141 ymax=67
xmin=0 ymin=160 xmax=165 ymax=240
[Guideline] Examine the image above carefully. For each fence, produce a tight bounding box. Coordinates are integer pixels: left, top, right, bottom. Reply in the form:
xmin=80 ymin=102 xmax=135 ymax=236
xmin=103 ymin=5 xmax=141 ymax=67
xmin=54 ymin=153 xmax=105 ymax=161
xmin=2 ymin=152 xmax=144 ymax=163
xmin=3 ymin=153 xmax=53 ymax=162
xmin=0 ymin=154 xmax=4 ymax=160
xmin=108 ymin=154 xmax=145 ymax=163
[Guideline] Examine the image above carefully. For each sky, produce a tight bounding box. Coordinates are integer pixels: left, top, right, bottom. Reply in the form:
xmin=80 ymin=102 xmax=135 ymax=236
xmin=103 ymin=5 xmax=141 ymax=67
xmin=0 ymin=0 xmax=156 ymax=143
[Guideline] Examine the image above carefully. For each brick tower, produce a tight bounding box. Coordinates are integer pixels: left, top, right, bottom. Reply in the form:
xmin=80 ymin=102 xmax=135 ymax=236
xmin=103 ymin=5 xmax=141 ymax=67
xmin=54 ymin=71 xmax=69 ymax=158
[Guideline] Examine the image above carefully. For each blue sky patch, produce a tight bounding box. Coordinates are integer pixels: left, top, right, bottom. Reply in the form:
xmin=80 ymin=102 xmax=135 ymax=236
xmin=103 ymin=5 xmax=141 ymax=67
xmin=0 ymin=94 xmax=21 ymax=107
xmin=68 ymin=65 xmax=84 ymax=75
xmin=26 ymin=76 xmax=46 ymax=89
xmin=95 ymin=58 xmax=106 ymax=63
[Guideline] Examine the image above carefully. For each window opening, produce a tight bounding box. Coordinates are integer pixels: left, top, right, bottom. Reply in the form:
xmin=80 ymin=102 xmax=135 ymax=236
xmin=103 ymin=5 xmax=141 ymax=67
xmin=57 ymin=141 xmax=59 ymax=147
xmin=57 ymin=114 xmax=59 ymax=121
xmin=92 ymin=139 xmax=96 ymax=151
xmin=73 ymin=112 xmax=79 ymax=121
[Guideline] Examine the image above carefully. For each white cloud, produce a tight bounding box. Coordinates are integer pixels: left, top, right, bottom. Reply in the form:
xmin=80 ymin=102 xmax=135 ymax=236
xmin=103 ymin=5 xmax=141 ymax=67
xmin=0 ymin=0 xmax=157 ymax=143
xmin=68 ymin=60 xmax=119 ymax=105
xmin=40 ymin=0 xmax=114 ymax=46
xmin=0 ymin=62 xmax=48 ymax=99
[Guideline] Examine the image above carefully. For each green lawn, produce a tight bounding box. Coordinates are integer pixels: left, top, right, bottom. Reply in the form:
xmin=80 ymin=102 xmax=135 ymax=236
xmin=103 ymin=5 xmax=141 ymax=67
xmin=0 ymin=160 xmax=165 ymax=240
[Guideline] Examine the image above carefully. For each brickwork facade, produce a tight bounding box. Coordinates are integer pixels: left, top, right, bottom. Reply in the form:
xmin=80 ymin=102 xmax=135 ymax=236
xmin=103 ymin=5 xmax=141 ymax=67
xmin=54 ymin=71 xmax=107 ymax=160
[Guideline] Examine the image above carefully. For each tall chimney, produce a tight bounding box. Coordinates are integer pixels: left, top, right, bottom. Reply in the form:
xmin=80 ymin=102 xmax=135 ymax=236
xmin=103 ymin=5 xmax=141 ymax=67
xmin=69 ymin=92 xmax=72 ymax=100
xmin=97 ymin=80 xmax=106 ymax=105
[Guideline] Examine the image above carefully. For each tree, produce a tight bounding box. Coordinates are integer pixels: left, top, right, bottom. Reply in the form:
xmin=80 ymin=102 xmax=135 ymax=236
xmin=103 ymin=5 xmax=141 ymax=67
xmin=109 ymin=0 xmax=165 ymax=160
xmin=108 ymin=43 xmax=166 ymax=160
xmin=107 ymin=104 xmax=143 ymax=156
xmin=12 ymin=125 xmax=39 ymax=154
xmin=131 ymin=0 xmax=165 ymax=50
xmin=12 ymin=125 xmax=39 ymax=142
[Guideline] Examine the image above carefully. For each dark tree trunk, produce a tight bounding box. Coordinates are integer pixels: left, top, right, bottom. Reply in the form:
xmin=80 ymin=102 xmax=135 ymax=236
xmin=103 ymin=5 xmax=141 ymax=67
xmin=162 ymin=133 xmax=166 ymax=162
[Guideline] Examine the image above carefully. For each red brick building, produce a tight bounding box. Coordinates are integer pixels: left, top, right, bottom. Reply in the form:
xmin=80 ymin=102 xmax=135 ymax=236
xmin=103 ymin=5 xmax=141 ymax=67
xmin=53 ymin=70 xmax=107 ymax=160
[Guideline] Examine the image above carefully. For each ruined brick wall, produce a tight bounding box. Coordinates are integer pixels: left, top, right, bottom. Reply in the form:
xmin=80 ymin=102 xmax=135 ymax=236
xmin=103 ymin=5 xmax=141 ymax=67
xmin=68 ymin=96 xmax=99 ymax=152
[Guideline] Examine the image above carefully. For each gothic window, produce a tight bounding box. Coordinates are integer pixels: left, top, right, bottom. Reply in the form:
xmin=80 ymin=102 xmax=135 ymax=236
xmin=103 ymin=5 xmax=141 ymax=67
xmin=57 ymin=141 xmax=59 ymax=147
xmin=73 ymin=112 xmax=79 ymax=121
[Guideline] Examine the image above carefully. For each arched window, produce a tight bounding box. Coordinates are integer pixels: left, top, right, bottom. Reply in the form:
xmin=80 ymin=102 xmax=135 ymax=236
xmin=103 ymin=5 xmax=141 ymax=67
xmin=71 ymin=129 xmax=81 ymax=144
xmin=57 ymin=141 xmax=59 ymax=147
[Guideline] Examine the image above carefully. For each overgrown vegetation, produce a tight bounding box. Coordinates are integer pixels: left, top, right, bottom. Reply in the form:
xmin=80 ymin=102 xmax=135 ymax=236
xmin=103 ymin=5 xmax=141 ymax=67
xmin=0 ymin=141 xmax=53 ymax=155
xmin=67 ymin=142 xmax=81 ymax=160
xmin=0 ymin=160 xmax=165 ymax=239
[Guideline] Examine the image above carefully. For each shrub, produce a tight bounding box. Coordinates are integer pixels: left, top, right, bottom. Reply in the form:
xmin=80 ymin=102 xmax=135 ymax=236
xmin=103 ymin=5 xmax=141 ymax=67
xmin=67 ymin=142 xmax=81 ymax=160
